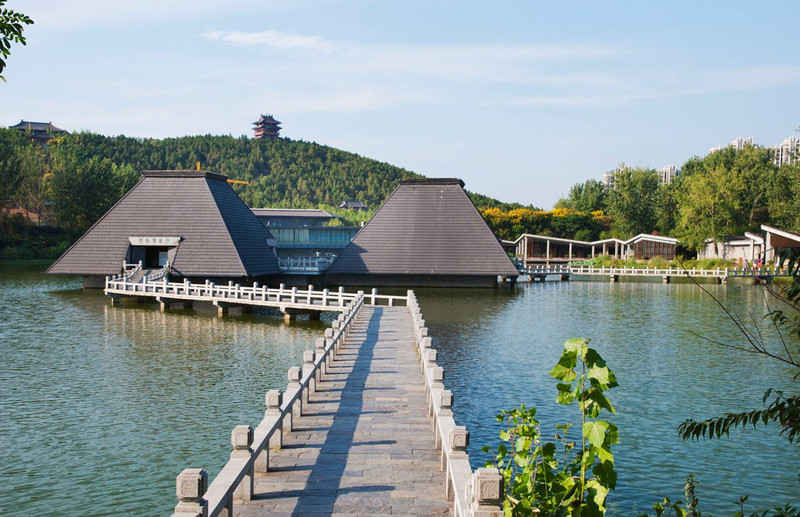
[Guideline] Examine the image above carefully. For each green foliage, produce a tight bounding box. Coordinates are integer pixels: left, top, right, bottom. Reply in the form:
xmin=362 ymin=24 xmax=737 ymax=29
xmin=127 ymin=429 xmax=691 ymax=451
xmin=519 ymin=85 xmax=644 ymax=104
xmin=0 ymin=212 xmax=76 ymax=259
xmin=0 ymin=0 xmax=33 ymax=81
xmin=483 ymin=339 xmax=618 ymax=516
xmin=605 ymin=165 xmax=661 ymax=238
xmin=558 ymin=180 xmax=606 ymax=214
xmin=675 ymin=147 xmax=777 ymax=249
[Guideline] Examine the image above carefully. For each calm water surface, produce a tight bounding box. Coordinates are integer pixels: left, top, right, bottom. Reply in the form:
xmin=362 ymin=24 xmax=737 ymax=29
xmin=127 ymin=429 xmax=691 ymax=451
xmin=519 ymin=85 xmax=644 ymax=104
xmin=0 ymin=263 xmax=797 ymax=515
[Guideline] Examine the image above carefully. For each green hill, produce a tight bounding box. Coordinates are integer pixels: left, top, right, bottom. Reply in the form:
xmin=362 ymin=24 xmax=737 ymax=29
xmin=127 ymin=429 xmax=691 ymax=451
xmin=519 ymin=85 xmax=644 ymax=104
xmin=55 ymin=132 xmax=509 ymax=212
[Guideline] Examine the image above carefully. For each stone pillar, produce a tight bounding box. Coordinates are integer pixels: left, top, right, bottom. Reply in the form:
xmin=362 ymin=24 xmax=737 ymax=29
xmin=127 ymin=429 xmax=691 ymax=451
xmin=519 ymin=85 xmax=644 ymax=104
xmin=286 ymin=367 xmax=302 ymax=430
xmin=303 ymin=350 xmax=316 ymax=400
xmin=469 ymin=468 xmax=504 ymax=516
xmin=315 ymin=338 xmax=326 ymax=378
xmin=174 ymin=468 xmax=207 ymax=517
xmin=435 ymin=390 xmax=453 ymax=449
xmin=231 ymin=425 xmax=254 ymax=501
xmin=265 ymin=390 xmax=283 ymax=451
xmin=445 ymin=426 xmax=469 ymax=500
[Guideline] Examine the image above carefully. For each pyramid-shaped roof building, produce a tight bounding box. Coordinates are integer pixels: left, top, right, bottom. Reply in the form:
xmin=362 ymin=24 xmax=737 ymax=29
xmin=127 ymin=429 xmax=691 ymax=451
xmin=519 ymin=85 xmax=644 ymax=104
xmin=326 ymin=178 xmax=519 ymax=286
xmin=47 ymin=170 xmax=280 ymax=279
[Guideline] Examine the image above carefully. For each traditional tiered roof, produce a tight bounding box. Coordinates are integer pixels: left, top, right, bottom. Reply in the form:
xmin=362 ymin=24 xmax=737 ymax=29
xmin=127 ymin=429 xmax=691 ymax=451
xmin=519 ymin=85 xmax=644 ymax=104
xmin=252 ymin=114 xmax=281 ymax=140
xmin=47 ymin=170 xmax=280 ymax=278
xmin=326 ymin=178 xmax=519 ymax=284
xmin=10 ymin=120 xmax=69 ymax=144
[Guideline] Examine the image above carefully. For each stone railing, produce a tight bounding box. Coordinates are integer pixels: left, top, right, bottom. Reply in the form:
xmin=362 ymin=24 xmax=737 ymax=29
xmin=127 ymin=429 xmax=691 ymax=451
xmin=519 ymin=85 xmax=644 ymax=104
xmin=523 ymin=264 xmax=791 ymax=279
xmin=406 ymin=291 xmax=504 ymax=517
xmin=170 ymin=291 xmax=366 ymax=517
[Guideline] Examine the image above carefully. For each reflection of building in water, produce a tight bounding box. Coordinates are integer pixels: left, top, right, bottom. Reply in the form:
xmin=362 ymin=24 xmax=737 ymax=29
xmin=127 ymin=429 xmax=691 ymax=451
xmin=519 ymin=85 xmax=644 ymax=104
xmin=47 ymin=170 xmax=280 ymax=287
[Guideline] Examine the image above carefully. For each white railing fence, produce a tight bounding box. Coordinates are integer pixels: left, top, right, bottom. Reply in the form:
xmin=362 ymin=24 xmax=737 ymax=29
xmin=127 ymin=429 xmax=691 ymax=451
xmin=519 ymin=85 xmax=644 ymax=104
xmin=521 ymin=264 xmax=791 ymax=279
xmin=406 ymin=291 xmax=504 ymax=517
xmin=171 ymin=292 xmax=366 ymax=517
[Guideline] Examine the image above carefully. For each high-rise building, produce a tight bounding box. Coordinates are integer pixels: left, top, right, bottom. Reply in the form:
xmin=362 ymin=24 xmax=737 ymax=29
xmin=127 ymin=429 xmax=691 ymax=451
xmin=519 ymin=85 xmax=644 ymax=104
xmin=773 ymin=136 xmax=799 ymax=166
xmin=710 ymin=136 xmax=753 ymax=154
xmin=601 ymin=170 xmax=616 ymax=190
xmin=658 ymin=164 xmax=680 ymax=184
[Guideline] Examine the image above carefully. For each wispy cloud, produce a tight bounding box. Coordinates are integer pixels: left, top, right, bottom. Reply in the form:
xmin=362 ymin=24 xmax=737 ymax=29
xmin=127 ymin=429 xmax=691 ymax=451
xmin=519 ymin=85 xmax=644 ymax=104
xmin=201 ymin=30 xmax=340 ymax=54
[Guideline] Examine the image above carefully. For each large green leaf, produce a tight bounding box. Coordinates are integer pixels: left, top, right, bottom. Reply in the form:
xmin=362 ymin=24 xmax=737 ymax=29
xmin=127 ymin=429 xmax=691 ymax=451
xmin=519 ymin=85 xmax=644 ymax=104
xmin=550 ymin=350 xmax=578 ymax=382
xmin=583 ymin=421 xmax=609 ymax=448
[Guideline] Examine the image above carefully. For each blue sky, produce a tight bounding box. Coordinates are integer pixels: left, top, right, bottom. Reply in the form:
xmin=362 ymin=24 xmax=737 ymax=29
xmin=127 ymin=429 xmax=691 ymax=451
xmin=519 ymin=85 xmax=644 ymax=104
xmin=3 ymin=1 xmax=799 ymax=208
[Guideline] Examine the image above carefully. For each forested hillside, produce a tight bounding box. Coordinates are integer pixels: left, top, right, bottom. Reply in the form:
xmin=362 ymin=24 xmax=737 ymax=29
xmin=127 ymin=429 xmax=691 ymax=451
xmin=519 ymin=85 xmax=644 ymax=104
xmin=0 ymin=130 xmax=516 ymax=257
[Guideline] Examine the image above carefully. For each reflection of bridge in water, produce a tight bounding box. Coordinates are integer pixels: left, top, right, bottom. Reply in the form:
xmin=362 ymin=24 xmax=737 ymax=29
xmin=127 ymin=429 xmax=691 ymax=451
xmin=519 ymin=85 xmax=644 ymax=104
xmin=162 ymin=290 xmax=503 ymax=517
xmin=520 ymin=265 xmax=791 ymax=284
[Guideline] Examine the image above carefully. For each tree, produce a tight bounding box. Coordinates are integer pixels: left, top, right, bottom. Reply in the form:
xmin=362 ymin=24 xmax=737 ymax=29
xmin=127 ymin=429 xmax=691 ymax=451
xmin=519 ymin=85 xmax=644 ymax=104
xmin=606 ymin=166 xmax=660 ymax=238
xmin=0 ymin=128 xmax=25 ymax=210
xmin=0 ymin=0 xmax=33 ymax=82
xmin=559 ymin=179 xmax=607 ymax=214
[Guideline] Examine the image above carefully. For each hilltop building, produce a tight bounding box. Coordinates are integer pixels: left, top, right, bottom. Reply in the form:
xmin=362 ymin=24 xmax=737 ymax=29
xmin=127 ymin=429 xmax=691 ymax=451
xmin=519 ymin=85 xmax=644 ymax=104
xmin=47 ymin=170 xmax=280 ymax=287
xmin=326 ymin=178 xmax=519 ymax=287
xmin=9 ymin=120 xmax=69 ymax=145
xmin=253 ymin=114 xmax=281 ymax=140
xmin=339 ymin=200 xmax=368 ymax=212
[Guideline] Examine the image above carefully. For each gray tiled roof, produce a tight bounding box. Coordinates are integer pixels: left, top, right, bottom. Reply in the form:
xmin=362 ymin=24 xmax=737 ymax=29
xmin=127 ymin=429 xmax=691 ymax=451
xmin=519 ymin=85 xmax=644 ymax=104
xmin=326 ymin=178 xmax=519 ymax=276
xmin=9 ymin=120 xmax=67 ymax=133
xmin=47 ymin=171 xmax=280 ymax=277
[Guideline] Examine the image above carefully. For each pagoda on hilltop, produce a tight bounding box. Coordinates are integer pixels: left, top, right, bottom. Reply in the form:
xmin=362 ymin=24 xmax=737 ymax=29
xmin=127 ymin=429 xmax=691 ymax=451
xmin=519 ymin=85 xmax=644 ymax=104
xmin=252 ymin=114 xmax=281 ymax=140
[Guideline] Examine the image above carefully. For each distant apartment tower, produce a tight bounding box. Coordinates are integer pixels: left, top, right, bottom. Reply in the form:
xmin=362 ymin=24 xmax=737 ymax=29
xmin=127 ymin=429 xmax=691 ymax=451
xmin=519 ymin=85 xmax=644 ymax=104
xmin=773 ymin=136 xmax=799 ymax=166
xmin=252 ymin=114 xmax=281 ymax=140
xmin=710 ymin=136 xmax=753 ymax=154
xmin=658 ymin=164 xmax=680 ymax=184
xmin=601 ymin=170 xmax=616 ymax=190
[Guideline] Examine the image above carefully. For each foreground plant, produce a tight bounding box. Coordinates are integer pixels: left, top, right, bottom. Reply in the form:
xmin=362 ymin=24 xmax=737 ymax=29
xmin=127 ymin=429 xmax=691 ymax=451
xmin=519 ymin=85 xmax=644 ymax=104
xmin=483 ymin=338 xmax=618 ymax=516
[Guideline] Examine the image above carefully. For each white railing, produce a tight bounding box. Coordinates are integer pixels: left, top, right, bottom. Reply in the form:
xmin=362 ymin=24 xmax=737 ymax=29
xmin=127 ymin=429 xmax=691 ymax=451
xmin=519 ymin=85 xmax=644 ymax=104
xmin=104 ymin=277 xmax=410 ymax=309
xmin=149 ymin=261 xmax=171 ymax=281
xmin=171 ymin=292 xmax=367 ymax=517
xmin=522 ymin=264 xmax=791 ymax=279
xmin=406 ymin=292 xmax=504 ymax=516
xmin=122 ymin=261 xmax=142 ymax=281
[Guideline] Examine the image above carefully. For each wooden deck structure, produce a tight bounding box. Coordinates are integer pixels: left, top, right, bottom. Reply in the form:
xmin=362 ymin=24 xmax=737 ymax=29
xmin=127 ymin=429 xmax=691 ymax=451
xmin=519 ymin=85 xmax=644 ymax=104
xmin=169 ymin=292 xmax=504 ymax=517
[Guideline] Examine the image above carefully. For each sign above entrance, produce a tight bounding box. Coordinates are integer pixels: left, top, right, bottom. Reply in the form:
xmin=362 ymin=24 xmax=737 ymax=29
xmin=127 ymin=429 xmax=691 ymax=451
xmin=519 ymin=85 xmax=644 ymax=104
xmin=128 ymin=236 xmax=182 ymax=246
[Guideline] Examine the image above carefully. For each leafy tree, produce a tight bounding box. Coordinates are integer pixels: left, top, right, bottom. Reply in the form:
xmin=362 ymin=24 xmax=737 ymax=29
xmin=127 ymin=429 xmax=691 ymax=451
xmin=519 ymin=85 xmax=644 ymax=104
xmin=605 ymin=166 xmax=660 ymax=238
xmin=558 ymin=179 xmax=607 ymax=214
xmin=0 ymin=128 xmax=25 ymax=210
xmin=0 ymin=0 xmax=33 ymax=82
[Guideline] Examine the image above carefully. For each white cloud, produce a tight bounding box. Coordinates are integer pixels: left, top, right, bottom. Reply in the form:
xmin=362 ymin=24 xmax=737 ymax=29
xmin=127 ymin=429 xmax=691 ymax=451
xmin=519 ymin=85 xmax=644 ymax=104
xmin=202 ymin=30 xmax=339 ymax=54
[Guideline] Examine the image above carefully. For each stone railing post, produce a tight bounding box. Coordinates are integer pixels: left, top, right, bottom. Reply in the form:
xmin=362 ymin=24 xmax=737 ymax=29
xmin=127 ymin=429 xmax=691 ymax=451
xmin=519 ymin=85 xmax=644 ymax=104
xmin=324 ymin=328 xmax=335 ymax=364
xmin=468 ymin=467 xmax=504 ymax=516
xmin=285 ymin=367 xmax=302 ymax=431
xmin=173 ymin=468 xmax=207 ymax=517
xmin=265 ymin=390 xmax=283 ymax=451
xmin=231 ymin=425 xmax=254 ymax=501
xmin=435 ymin=390 xmax=453 ymax=449
xmin=303 ymin=350 xmax=316 ymax=400
xmin=445 ymin=426 xmax=469 ymax=500
xmin=315 ymin=338 xmax=326 ymax=378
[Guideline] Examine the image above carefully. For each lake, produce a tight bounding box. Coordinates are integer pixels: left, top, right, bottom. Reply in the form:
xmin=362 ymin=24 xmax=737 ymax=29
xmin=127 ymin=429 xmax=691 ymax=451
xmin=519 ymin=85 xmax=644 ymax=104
xmin=0 ymin=262 xmax=797 ymax=515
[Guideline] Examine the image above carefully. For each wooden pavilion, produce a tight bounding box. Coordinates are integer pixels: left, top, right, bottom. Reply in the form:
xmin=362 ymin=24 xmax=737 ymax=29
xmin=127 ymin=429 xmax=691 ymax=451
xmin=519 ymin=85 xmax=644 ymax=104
xmin=252 ymin=114 xmax=281 ymax=140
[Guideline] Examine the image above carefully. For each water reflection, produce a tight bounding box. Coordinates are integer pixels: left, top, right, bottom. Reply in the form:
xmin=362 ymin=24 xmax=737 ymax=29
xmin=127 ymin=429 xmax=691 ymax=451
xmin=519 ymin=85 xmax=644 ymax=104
xmin=420 ymin=281 xmax=799 ymax=514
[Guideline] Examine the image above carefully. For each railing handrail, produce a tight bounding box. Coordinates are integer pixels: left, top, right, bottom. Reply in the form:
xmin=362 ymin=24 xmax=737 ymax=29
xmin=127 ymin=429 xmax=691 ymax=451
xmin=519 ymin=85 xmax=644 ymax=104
xmin=520 ymin=264 xmax=791 ymax=279
xmin=171 ymin=292 xmax=367 ymax=517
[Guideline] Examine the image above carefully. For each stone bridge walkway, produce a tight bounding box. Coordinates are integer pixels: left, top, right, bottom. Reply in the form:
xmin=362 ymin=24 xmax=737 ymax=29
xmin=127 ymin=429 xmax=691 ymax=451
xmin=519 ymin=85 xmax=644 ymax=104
xmin=236 ymin=306 xmax=451 ymax=516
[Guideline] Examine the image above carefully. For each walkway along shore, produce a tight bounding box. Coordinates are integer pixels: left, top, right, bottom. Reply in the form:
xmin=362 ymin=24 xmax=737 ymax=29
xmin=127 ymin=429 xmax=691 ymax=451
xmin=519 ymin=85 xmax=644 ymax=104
xmin=170 ymin=291 xmax=504 ymax=517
